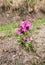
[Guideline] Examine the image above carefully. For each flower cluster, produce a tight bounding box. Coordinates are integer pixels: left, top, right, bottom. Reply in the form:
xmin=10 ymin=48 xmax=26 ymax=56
xmin=17 ymin=21 xmax=32 ymax=34
xmin=17 ymin=20 xmax=34 ymax=51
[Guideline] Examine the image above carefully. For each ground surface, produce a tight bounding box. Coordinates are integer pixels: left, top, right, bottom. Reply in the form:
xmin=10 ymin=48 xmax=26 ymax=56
xmin=0 ymin=24 xmax=45 ymax=65
xmin=0 ymin=0 xmax=45 ymax=65
xmin=0 ymin=11 xmax=45 ymax=26
xmin=0 ymin=0 xmax=45 ymax=26
xmin=0 ymin=12 xmax=20 ymax=25
xmin=0 ymin=12 xmax=34 ymax=25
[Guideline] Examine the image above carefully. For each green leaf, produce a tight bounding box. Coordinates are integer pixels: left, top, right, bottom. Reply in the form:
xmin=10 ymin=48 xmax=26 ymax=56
xmin=18 ymin=35 xmax=23 ymax=44
xmin=25 ymin=42 xmax=29 ymax=48
xmin=27 ymin=32 xmax=31 ymax=37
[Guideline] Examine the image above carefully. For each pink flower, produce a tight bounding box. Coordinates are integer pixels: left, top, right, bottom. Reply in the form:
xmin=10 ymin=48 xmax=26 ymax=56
xmin=26 ymin=38 xmax=30 ymax=41
xmin=17 ymin=30 xmax=21 ymax=35
xmin=26 ymin=36 xmax=33 ymax=42
xmin=25 ymin=21 xmax=32 ymax=30
xmin=29 ymin=25 xmax=33 ymax=30
xmin=18 ymin=21 xmax=33 ymax=34
xmin=21 ymin=21 xmax=26 ymax=28
xmin=31 ymin=18 xmax=35 ymax=22
xmin=21 ymin=21 xmax=32 ymax=30
xmin=26 ymin=21 xmax=31 ymax=27
xmin=29 ymin=36 xmax=33 ymax=41
xmin=22 ymin=28 xmax=28 ymax=32
xmin=21 ymin=23 xmax=25 ymax=28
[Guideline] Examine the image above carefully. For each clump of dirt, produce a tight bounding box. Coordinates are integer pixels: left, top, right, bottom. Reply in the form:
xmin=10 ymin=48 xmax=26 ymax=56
xmin=0 ymin=24 xmax=45 ymax=65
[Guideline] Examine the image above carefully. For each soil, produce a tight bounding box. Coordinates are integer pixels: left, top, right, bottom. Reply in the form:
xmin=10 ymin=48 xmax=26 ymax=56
xmin=0 ymin=24 xmax=45 ymax=65
xmin=0 ymin=11 xmax=31 ymax=25
xmin=0 ymin=11 xmax=21 ymax=25
xmin=0 ymin=10 xmax=45 ymax=26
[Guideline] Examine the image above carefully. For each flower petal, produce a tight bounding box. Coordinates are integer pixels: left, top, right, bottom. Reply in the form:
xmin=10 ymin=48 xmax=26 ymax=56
xmin=29 ymin=36 xmax=33 ymax=41
xmin=17 ymin=30 xmax=21 ymax=35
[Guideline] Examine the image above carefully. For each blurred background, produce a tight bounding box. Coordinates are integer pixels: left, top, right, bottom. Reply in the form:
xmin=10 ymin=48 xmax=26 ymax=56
xmin=0 ymin=0 xmax=45 ymax=25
